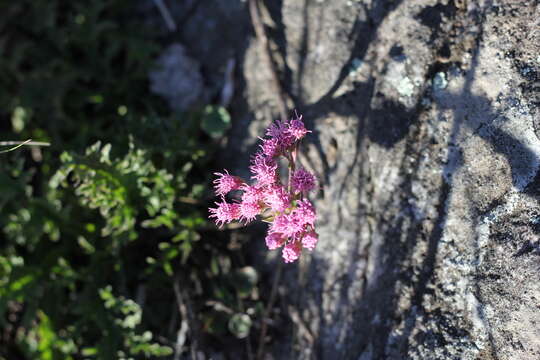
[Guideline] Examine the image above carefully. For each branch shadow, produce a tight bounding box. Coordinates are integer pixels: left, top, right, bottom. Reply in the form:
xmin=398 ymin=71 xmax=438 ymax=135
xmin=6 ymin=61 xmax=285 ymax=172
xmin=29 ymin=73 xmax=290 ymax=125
xmin=258 ymin=0 xmax=540 ymax=359
xmin=206 ymin=0 xmax=539 ymax=358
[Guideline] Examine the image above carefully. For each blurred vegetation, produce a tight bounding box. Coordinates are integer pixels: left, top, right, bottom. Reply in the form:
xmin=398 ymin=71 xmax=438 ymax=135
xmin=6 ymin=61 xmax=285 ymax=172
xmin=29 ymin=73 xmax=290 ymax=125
xmin=0 ymin=1 xmax=262 ymax=359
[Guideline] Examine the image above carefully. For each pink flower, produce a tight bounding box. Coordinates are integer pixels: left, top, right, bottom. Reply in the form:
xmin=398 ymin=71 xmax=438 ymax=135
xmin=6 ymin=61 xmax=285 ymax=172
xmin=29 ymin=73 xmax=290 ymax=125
xmin=282 ymin=241 xmax=302 ymax=263
xmin=208 ymin=198 xmax=240 ymax=227
xmin=213 ymin=170 xmax=243 ymax=196
xmin=265 ymin=233 xmax=286 ymax=250
xmin=301 ymin=231 xmax=318 ymax=250
xmin=240 ymin=184 xmax=264 ymax=204
xmin=266 ymin=119 xmax=287 ymax=139
xmin=239 ymin=200 xmax=262 ymax=223
xmin=260 ymin=137 xmax=281 ymax=158
xmin=208 ymin=112 xmax=318 ymax=262
xmin=270 ymin=213 xmax=303 ymax=238
xmin=263 ymin=184 xmax=291 ymax=212
xmin=286 ymin=115 xmax=310 ymax=140
xmin=291 ymin=168 xmax=316 ymax=193
xmin=285 ymin=213 xmax=306 ymax=236
xmin=266 ymin=119 xmax=295 ymax=149
xmin=249 ymin=153 xmax=277 ymax=185
xmin=269 ymin=214 xmax=289 ymax=235
xmin=294 ymin=199 xmax=316 ymax=226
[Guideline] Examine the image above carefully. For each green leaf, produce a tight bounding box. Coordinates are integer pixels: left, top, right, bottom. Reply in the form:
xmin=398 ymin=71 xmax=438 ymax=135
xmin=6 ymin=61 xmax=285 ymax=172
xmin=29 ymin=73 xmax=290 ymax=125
xmin=232 ymin=266 xmax=258 ymax=298
xmin=228 ymin=313 xmax=252 ymax=339
xmin=37 ymin=311 xmax=54 ymax=360
xmin=82 ymin=347 xmax=98 ymax=356
xmin=9 ymin=273 xmax=34 ymax=293
xmin=77 ymin=236 xmax=95 ymax=254
xmin=201 ymin=106 xmax=231 ymax=138
xmin=163 ymin=262 xmax=173 ymax=276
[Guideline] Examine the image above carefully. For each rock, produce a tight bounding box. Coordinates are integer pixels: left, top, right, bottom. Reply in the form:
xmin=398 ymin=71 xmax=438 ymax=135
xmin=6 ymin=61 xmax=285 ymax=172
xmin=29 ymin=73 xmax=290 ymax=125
xmin=223 ymin=0 xmax=540 ymax=359
xmin=149 ymin=43 xmax=203 ymax=112
xmin=172 ymin=0 xmax=540 ymax=358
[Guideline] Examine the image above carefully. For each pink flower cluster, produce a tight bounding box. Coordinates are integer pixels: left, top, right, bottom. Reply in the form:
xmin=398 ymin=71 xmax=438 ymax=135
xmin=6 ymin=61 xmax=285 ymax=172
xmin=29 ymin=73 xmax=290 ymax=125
xmin=209 ymin=114 xmax=318 ymax=263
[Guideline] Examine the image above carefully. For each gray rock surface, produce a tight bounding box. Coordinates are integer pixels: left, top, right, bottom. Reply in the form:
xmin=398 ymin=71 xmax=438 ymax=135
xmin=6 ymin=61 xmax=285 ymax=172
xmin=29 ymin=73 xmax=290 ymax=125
xmin=149 ymin=43 xmax=204 ymax=111
xmin=177 ymin=0 xmax=540 ymax=358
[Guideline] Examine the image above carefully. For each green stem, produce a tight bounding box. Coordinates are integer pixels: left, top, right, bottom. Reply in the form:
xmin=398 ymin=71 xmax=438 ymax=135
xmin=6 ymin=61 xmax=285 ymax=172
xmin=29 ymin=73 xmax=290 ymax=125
xmin=287 ymin=145 xmax=297 ymax=194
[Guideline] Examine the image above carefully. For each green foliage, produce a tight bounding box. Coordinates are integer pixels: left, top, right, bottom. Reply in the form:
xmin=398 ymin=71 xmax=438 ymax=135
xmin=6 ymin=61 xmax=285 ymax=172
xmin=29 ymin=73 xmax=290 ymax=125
xmin=201 ymin=105 xmax=232 ymax=139
xmin=0 ymin=0 xmax=160 ymax=152
xmin=97 ymin=286 xmax=173 ymax=358
xmin=51 ymin=140 xmax=177 ymax=240
xmin=228 ymin=313 xmax=253 ymax=339
xmin=0 ymin=0 xmax=262 ymax=358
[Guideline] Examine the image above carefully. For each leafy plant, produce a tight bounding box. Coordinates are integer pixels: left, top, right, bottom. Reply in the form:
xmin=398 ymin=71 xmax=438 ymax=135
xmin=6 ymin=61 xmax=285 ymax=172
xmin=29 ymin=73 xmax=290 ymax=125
xmin=51 ymin=141 xmax=177 ymax=241
xmin=0 ymin=1 xmax=264 ymax=358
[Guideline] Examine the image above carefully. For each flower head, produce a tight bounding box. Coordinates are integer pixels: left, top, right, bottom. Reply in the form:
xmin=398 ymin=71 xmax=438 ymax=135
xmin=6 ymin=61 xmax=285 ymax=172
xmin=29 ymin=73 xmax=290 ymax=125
xmin=240 ymin=184 xmax=264 ymax=204
xmin=209 ymin=198 xmax=240 ymax=227
xmin=266 ymin=119 xmax=287 ymax=139
xmin=294 ymin=199 xmax=316 ymax=226
xmin=286 ymin=115 xmax=310 ymax=140
xmin=264 ymin=184 xmax=291 ymax=212
xmin=209 ymin=112 xmax=318 ymax=263
xmin=266 ymin=119 xmax=295 ymax=149
xmin=269 ymin=214 xmax=289 ymax=235
xmin=260 ymin=137 xmax=281 ymax=158
xmin=282 ymin=240 xmax=302 ymax=263
xmin=249 ymin=153 xmax=277 ymax=186
xmin=291 ymin=168 xmax=316 ymax=193
xmin=213 ymin=170 xmax=243 ymax=196
xmin=265 ymin=232 xmax=286 ymax=250
xmin=301 ymin=231 xmax=318 ymax=250
xmin=270 ymin=213 xmax=303 ymax=238
xmin=239 ymin=200 xmax=262 ymax=224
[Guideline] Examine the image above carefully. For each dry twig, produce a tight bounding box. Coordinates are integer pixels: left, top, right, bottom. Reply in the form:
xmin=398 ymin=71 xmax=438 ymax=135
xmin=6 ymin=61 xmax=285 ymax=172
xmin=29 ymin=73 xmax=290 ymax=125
xmin=256 ymin=260 xmax=283 ymax=360
xmin=173 ymin=276 xmax=199 ymax=360
xmin=0 ymin=139 xmax=50 ymax=154
xmin=152 ymin=0 xmax=177 ymax=32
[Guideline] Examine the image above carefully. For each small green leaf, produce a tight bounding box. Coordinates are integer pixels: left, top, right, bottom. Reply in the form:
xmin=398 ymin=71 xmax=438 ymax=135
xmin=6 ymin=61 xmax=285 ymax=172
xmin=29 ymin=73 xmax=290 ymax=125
xmin=228 ymin=313 xmax=252 ymax=339
xmin=232 ymin=266 xmax=258 ymax=298
xmin=77 ymin=236 xmax=95 ymax=254
xmin=82 ymin=347 xmax=98 ymax=356
xmin=201 ymin=106 xmax=231 ymax=138
xmin=163 ymin=262 xmax=173 ymax=276
xmin=9 ymin=274 xmax=34 ymax=293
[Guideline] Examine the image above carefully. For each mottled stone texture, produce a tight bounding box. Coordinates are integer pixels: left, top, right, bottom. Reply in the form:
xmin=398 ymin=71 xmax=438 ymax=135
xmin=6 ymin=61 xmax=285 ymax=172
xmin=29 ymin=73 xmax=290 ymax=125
xmin=182 ymin=0 xmax=540 ymax=358
xmin=149 ymin=43 xmax=204 ymax=111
